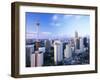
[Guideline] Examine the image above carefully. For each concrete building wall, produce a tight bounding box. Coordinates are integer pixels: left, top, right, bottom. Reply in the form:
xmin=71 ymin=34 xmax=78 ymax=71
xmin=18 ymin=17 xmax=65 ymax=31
xmin=64 ymin=44 xmax=72 ymax=58
xmin=31 ymin=53 xmax=35 ymax=67
xmin=80 ymin=38 xmax=84 ymax=52
xmin=37 ymin=53 xmax=43 ymax=66
xmin=26 ymin=45 xmax=34 ymax=67
xmin=31 ymin=51 xmax=44 ymax=67
xmin=54 ymin=40 xmax=63 ymax=64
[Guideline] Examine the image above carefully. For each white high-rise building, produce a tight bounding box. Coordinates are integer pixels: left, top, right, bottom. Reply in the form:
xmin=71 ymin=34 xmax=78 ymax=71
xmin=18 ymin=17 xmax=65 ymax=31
xmin=54 ymin=40 xmax=63 ymax=64
xmin=31 ymin=51 xmax=44 ymax=67
xmin=31 ymin=53 xmax=35 ymax=67
xmin=26 ymin=45 xmax=34 ymax=67
xmin=26 ymin=45 xmax=34 ymax=54
xmin=37 ymin=52 xmax=43 ymax=66
xmin=64 ymin=44 xmax=72 ymax=58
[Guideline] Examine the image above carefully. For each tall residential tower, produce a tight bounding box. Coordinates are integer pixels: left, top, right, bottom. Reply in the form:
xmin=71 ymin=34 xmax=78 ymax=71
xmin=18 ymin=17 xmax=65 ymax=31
xmin=54 ymin=40 xmax=63 ymax=65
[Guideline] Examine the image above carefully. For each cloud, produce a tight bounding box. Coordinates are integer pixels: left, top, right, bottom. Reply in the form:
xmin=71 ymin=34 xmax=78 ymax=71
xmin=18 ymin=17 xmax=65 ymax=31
xmin=26 ymin=32 xmax=37 ymax=39
xmin=26 ymin=31 xmax=52 ymax=39
xmin=42 ymin=32 xmax=52 ymax=35
xmin=52 ymin=15 xmax=58 ymax=21
xmin=26 ymin=32 xmax=52 ymax=35
xmin=51 ymin=14 xmax=61 ymax=27
xmin=26 ymin=32 xmax=37 ymax=34
xmin=51 ymin=14 xmax=84 ymax=27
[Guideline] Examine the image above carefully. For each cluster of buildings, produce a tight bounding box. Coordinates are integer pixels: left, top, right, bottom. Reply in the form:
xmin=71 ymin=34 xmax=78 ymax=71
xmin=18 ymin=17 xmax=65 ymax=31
xmin=53 ymin=31 xmax=89 ymax=65
xmin=26 ymin=20 xmax=89 ymax=67
xmin=26 ymin=31 xmax=89 ymax=67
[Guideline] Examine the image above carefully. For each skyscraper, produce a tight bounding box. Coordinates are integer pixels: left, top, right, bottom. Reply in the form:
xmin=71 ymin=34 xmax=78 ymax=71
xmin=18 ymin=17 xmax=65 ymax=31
xmin=75 ymin=31 xmax=80 ymax=50
xmin=80 ymin=37 xmax=84 ymax=52
xmin=75 ymin=38 xmax=80 ymax=49
xmin=64 ymin=44 xmax=72 ymax=58
xmin=75 ymin=31 xmax=78 ymax=38
xmin=26 ymin=45 xmax=34 ymax=67
xmin=31 ymin=51 xmax=44 ymax=67
xmin=74 ymin=31 xmax=84 ymax=53
xmin=31 ymin=53 xmax=35 ymax=67
xmin=54 ymin=40 xmax=63 ymax=65
xmin=45 ymin=40 xmax=51 ymax=53
xmin=75 ymin=39 xmax=84 ymax=53
xmin=83 ymin=37 xmax=88 ymax=47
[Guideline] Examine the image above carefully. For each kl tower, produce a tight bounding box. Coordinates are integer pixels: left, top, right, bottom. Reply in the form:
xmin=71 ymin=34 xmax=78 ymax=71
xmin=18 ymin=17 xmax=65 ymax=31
xmin=35 ymin=19 xmax=40 ymax=50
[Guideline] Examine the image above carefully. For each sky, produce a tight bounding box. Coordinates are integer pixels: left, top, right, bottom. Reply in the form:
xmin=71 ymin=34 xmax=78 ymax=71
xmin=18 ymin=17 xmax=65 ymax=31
xmin=26 ymin=12 xmax=90 ymax=39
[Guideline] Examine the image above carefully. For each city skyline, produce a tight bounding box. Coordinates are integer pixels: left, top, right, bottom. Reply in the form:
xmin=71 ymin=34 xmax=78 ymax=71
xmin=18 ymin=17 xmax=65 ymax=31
xmin=26 ymin=12 xmax=90 ymax=39
xmin=25 ymin=12 xmax=90 ymax=67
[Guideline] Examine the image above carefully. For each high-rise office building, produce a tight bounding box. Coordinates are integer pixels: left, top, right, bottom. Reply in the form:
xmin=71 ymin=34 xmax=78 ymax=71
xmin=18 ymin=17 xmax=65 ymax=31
xmin=80 ymin=37 xmax=84 ymax=52
xmin=26 ymin=44 xmax=34 ymax=67
xmin=75 ymin=31 xmax=78 ymax=38
xmin=75 ymin=31 xmax=80 ymax=50
xmin=83 ymin=37 xmax=88 ymax=47
xmin=76 ymin=38 xmax=80 ymax=49
xmin=54 ymin=40 xmax=63 ymax=64
xmin=69 ymin=38 xmax=75 ymax=52
xmin=31 ymin=51 xmax=44 ymax=67
xmin=75 ymin=37 xmax=84 ymax=53
xmin=64 ymin=44 xmax=72 ymax=58
xmin=74 ymin=31 xmax=84 ymax=53
xmin=31 ymin=53 xmax=35 ymax=67
xmin=45 ymin=40 xmax=51 ymax=53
